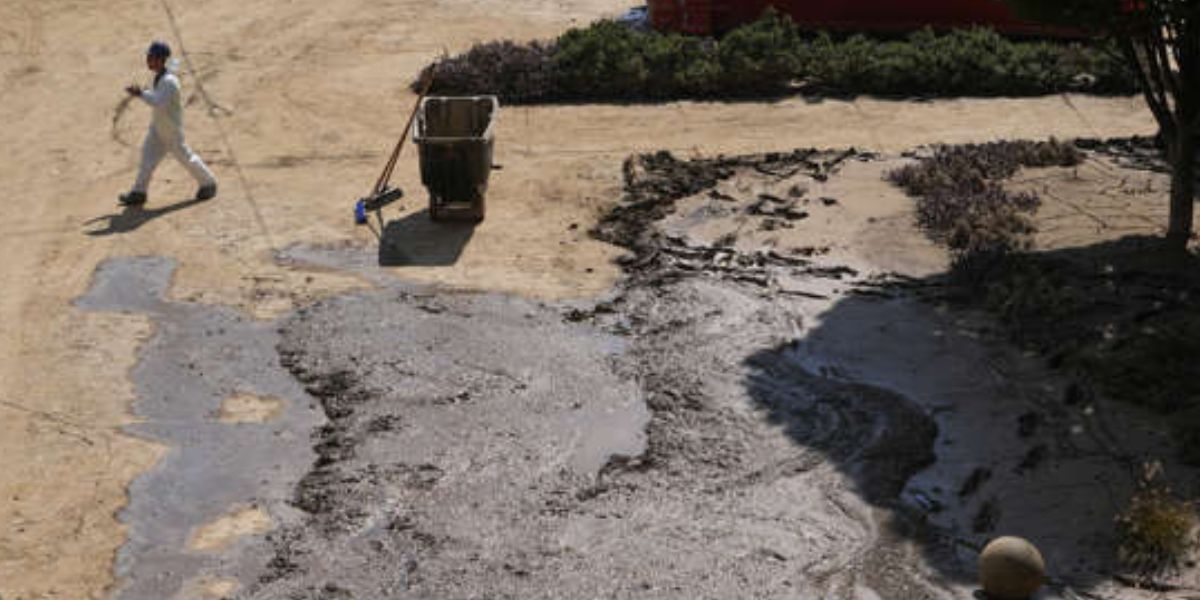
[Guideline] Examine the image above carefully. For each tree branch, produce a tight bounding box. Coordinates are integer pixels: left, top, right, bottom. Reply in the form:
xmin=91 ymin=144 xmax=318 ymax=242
xmin=1146 ymin=36 xmax=1181 ymax=116
xmin=1150 ymin=27 xmax=1182 ymax=102
xmin=1165 ymin=19 xmax=1183 ymax=68
xmin=1125 ymin=38 xmax=1175 ymax=130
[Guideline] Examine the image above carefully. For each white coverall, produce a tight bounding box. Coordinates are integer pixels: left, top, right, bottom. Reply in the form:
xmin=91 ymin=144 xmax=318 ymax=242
xmin=132 ymin=69 xmax=216 ymax=193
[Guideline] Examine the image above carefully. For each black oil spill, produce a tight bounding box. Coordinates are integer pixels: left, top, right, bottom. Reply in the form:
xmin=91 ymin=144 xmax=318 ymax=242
xmin=76 ymin=257 xmax=323 ymax=599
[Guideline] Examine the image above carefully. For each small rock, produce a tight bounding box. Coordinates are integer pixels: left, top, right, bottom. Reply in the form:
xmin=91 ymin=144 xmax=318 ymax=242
xmin=748 ymin=198 xmax=777 ymax=216
xmin=417 ymin=303 xmax=446 ymax=314
xmin=905 ymin=489 xmax=944 ymax=513
xmin=503 ymin=563 xmax=531 ymax=577
xmin=759 ymin=218 xmax=794 ymax=232
xmin=979 ymin=536 xmax=1045 ymax=599
xmin=715 ymin=233 xmax=738 ymax=248
xmin=563 ymin=308 xmax=589 ymax=322
xmin=780 ymin=207 xmax=809 ymax=221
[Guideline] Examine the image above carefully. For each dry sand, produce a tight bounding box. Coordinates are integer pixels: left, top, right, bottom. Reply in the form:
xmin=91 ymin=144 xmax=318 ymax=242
xmin=0 ymin=0 xmax=1164 ymax=598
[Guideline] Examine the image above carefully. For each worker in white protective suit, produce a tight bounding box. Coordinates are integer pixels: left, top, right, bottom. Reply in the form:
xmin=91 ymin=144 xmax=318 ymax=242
xmin=119 ymin=41 xmax=217 ymax=206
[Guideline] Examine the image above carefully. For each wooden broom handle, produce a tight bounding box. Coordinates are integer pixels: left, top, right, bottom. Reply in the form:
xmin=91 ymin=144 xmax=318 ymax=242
xmin=373 ymin=67 xmax=436 ymax=195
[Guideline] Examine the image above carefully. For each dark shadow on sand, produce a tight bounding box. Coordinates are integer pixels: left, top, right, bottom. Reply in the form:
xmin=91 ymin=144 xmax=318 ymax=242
xmin=378 ymin=209 xmax=476 ymax=267
xmin=84 ymin=197 xmax=208 ymax=236
xmin=741 ymin=235 xmax=1200 ymax=594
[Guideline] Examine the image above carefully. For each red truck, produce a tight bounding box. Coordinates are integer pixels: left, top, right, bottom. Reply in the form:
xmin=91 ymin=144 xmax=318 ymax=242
xmin=648 ymin=0 xmax=1081 ymax=37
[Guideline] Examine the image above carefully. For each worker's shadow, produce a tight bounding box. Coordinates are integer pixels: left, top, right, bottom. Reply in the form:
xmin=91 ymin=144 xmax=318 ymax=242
xmin=83 ymin=197 xmax=207 ymax=236
xmin=378 ymin=209 xmax=476 ymax=267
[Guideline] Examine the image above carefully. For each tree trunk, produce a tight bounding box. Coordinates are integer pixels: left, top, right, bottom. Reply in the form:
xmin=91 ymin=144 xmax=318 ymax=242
xmin=1166 ymin=132 xmax=1197 ymax=249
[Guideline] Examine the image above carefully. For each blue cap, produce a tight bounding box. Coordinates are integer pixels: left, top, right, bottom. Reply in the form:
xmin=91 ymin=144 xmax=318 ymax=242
xmin=147 ymin=41 xmax=171 ymax=58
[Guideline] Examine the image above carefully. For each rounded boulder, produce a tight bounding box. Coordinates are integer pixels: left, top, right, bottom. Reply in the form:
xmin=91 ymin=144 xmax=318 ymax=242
xmin=979 ymin=536 xmax=1045 ymax=599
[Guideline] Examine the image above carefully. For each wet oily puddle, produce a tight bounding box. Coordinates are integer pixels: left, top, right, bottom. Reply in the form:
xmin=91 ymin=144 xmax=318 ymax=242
xmin=78 ymin=256 xmax=649 ymax=599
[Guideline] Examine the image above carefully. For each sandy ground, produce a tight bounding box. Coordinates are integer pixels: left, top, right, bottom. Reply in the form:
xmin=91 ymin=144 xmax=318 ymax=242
xmin=1013 ymin=156 xmax=1180 ymax=250
xmin=67 ymin=148 xmax=1194 ymax=599
xmin=0 ymin=0 xmax=1166 ymax=598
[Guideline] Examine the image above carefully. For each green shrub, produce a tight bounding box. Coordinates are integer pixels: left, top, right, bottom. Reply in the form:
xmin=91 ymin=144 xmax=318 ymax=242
xmin=801 ymin=28 xmax=1132 ymax=97
xmin=637 ymin=30 xmax=721 ymax=98
xmin=1116 ymin=462 xmax=1196 ymax=575
xmin=550 ymin=20 xmax=724 ymax=100
xmin=978 ymin=256 xmax=1088 ymax=336
xmin=716 ymin=10 xmax=803 ymax=94
xmin=414 ymin=16 xmax=1138 ymax=103
xmin=554 ymin=20 xmax=652 ymax=98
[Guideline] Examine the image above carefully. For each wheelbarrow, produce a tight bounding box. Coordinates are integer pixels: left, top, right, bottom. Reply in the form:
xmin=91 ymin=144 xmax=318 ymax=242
xmin=413 ymin=95 xmax=499 ymax=222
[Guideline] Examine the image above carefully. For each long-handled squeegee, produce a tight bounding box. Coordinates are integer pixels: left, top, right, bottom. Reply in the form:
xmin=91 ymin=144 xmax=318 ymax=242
xmin=354 ymin=70 xmax=436 ymax=225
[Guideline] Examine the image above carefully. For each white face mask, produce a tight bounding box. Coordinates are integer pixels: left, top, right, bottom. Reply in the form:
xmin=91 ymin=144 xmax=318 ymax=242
xmin=166 ymin=57 xmax=181 ymax=73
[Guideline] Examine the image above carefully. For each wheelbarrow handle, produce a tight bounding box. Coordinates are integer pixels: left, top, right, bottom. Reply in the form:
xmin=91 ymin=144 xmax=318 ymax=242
xmin=372 ymin=68 xmax=436 ymax=195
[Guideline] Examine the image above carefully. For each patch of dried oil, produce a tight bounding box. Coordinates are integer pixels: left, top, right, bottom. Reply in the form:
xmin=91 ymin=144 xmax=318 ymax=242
xmin=217 ymin=393 xmax=285 ymax=424
xmin=188 ymin=506 xmax=273 ymax=552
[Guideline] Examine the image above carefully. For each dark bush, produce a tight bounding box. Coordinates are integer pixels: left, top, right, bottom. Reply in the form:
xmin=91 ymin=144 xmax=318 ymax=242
xmin=418 ymin=40 xmax=557 ymax=104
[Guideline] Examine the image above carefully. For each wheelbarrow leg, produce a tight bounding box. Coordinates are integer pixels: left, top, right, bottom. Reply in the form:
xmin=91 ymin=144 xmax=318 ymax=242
xmin=429 ymin=195 xmax=443 ymax=222
xmin=471 ymin=192 xmax=485 ymax=222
